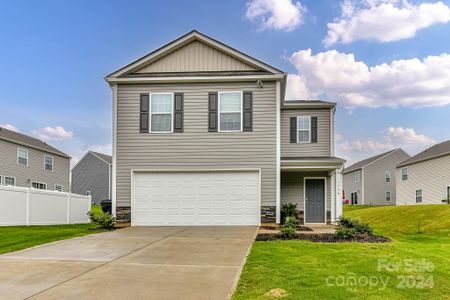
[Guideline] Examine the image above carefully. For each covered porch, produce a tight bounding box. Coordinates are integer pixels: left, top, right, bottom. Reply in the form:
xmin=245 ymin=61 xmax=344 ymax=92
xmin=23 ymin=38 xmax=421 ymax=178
xmin=280 ymin=157 xmax=345 ymax=225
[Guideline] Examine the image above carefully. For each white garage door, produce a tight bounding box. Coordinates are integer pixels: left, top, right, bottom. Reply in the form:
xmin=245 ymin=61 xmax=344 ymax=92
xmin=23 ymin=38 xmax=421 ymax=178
xmin=132 ymin=171 xmax=260 ymax=226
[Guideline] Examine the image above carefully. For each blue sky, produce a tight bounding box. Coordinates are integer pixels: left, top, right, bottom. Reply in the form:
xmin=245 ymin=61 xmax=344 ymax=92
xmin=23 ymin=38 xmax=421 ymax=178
xmin=1 ymin=0 xmax=449 ymax=165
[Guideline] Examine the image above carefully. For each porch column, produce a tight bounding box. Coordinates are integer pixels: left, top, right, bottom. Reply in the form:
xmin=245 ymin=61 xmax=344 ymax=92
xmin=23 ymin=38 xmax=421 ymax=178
xmin=335 ymin=167 xmax=343 ymax=221
xmin=330 ymin=171 xmax=336 ymax=223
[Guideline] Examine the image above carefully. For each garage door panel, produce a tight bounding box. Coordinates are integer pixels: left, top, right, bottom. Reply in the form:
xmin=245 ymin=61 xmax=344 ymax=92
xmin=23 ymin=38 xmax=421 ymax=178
xmin=133 ymin=171 xmax=260 ymax=226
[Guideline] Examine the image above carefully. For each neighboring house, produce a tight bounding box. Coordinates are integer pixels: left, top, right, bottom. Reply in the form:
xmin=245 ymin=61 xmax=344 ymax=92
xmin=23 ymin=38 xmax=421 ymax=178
xmin=0 ymin=127 xmax=70 ymax=191
xmin=397 ymin=140 xmax=450 ymax=205
xmin=343 ymin=149 xmax=410 ymax=206
xmin=105 ymin=30 xmax=345 ymax=226
xmin=71 ymin=151 xmax=112 ymax=204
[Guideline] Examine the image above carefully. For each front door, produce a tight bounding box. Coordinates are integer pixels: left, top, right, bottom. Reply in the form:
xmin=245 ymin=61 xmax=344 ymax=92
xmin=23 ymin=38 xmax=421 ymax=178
xmin=305 ymin=179 xmax=325 ymax=223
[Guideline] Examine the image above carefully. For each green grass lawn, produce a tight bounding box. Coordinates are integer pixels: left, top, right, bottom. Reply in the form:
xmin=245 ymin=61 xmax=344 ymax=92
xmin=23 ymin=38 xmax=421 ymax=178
xmin=233 ymin=205 xmax=450 ymax=300
xmin=0 ymin=205 xmax=106 ymax=254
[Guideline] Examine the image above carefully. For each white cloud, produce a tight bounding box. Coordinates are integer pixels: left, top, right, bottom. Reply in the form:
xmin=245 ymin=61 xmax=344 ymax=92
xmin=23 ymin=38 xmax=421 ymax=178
xmin=32 ymin=126 xmax=74 ymax=141
xmin=288 ymin=49 xmax=450 ymax=108
xmin=384 ymin=126 xmax=436 ymax=145
xmin=324 ymin=0 xmax=450 ymax=47
xmin=0 ymin=124 xmax=20 ymax=132
xmin=285 ymin=74 xmax=315 ymax=99
xmin=338 ymin=127 xmax=436 ymax=165
xmin=246 ymin=0 xmax=306 ymax=31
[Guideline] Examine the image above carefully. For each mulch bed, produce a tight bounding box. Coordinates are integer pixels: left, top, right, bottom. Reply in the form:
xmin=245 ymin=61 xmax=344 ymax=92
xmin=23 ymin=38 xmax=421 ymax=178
xmin=256 ymin=233 xmax=390 ymax=243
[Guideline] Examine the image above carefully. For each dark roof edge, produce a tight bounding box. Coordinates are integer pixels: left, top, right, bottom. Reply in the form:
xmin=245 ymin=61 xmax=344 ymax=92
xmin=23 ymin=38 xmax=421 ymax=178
xmin=0 ymin=136 xmax=70 ymax=159
xmin=397 ymin=151 xmax=450 ymax=168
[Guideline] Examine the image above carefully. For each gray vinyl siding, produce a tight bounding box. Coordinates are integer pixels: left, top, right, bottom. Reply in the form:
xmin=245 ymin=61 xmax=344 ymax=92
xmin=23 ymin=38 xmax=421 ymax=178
xmin=0 ymin=139 xmax=69 ymax=191
xmin=396 ymin=155 xmax=450 ymax=205
xmin=71 ymin=153 xmax=111 ymax=204
xmin=281 ymin=109 xmax=332 ymax=157
xmin=116 ymin=81 xmax=277 ymax=207
xmin=281 ymin=172 xmax=331 ymax=220
xmin=343 ymin=170 xmax=362 ymax=205
xmin=363 ymin=150 xmax=410 ymax=205
xmin=136 ymin=41 xmax=256 ymax=73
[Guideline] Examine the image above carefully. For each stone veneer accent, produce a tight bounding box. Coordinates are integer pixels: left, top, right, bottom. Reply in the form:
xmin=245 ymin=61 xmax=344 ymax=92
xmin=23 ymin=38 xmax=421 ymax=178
xmin=116 ymin=207 xmax=131 ymax=223
xmin=261 ymin=206 xmax=276 ymax=224
xmin=117 ymin=206 xmax=282 ymax=225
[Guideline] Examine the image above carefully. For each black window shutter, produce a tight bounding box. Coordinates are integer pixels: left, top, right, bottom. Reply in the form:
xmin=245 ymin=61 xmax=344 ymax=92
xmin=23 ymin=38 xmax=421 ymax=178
xmin=243 ymin=92 xmax=253 ymax=131
xmin=290 ymin=117 xmax=297 ymax=143
xmin=140 ymin=93 xmax=149 ymax=133
xmin=208 ymin=92 xmax=218 ymax=132
xmin=311 ymin=117 xmax=318 ymax=143
xmin=173 ymin=93 xmax=183 ymax=132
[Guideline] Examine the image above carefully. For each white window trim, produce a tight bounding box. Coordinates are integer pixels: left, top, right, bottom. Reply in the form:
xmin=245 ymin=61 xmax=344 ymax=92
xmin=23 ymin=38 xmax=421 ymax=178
xmin=354 ymin=170 xmax=361 ymax=183
xmin=416 ymin=189 xmax=423 ymax=203
xmin=401 ymin=167 xmax=408 ymax=181
xmin=32 ymin=181 xmax=47 ymax=190
xmin=149 ymin=92 xmax=174 ymax=134
xmin=385 ymin=191 xmax=391 ymax=201
xmin=218 ymin=91 xmax=243 ymax=133
xmin=17 ymin=148 xmax=28 ymax=166
xmin=296 ymin=116 xmax=311 ymax=144
xmin=54 ymin=184 xmax=63 ymax=192
xmin=385 ymin=171 xmax=391 ymax=182
xmin=4 ymin=176 xmax=16 ymax=187
xmin=44 ymin=155 xmax=54 ymax=172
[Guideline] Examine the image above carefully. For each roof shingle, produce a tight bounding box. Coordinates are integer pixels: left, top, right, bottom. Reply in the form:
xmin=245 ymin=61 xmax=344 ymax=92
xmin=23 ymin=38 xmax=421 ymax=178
xmin=397 ymin=140 xmax=450 ymax=167
xmin=0 ymin=127 xmax=70 ymax=158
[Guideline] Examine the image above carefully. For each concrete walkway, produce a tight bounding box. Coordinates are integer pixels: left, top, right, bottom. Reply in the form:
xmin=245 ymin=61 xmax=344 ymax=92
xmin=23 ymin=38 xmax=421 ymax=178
xmin=0 ymin=226 xmax=257 ymax=300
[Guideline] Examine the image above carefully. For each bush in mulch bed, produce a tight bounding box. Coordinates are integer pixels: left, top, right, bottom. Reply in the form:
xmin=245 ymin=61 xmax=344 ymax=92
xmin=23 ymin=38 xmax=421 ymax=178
xmin=256 ymin=233 xmax=390 ymax=243
xmin=257 ymin=217 xmax=390 ymax=243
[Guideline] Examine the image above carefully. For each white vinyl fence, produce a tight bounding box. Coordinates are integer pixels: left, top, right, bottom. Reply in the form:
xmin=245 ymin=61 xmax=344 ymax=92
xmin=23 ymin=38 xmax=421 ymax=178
xmin=0 ymin=186 xmax=91 ymax=226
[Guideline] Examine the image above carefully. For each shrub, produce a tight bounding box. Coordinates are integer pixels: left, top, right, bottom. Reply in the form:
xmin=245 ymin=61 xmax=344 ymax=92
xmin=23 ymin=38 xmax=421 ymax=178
xmin=336 ymin=217 xmax=373 ymax=239
xmin=280 ymin=225 xmax=297 ymax=239
xmin=284 ymin=215 xmax=298 ymax=228
xmin=87 ymin=211 xmax=116 ymax=230
xmin=281 ymin=203 xmax=298 ymax=224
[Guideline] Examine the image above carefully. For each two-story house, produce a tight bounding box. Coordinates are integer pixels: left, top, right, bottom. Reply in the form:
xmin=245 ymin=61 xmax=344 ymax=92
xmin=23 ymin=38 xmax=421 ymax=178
xmin=0 ymin=127 xmax=70 ymax=192
xmin=71 ymin=151 xmax=112 ymax=204
xmin=343 ymin=149 xmax=410 ymax=206
xmin=397 ymin=140 xmax=450 ymax=205
xmin=105 ymin=30 xmax=345 ymax=226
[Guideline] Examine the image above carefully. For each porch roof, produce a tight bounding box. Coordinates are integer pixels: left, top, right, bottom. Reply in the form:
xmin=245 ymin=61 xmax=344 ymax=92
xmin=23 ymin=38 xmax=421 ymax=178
xmin=281 ymin=156 xmax=345 ymax=171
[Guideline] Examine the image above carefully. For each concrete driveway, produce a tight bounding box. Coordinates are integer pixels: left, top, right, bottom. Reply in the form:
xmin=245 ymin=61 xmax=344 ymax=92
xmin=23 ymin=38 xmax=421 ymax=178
xmin=0 ymin=226 xmax=257 ymax=300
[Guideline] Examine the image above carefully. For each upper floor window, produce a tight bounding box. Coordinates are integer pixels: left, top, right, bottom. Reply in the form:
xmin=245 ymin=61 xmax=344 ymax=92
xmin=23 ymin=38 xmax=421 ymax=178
xmin=17 ymin=148 xmax=28 ymax=166
xmin=297 ymin=116 xmax=311 ymax=143
xmin=86 ymin=190 xmax=92 ymax=196
xmin=54 ymin=184 xmax=63 ymax=192
xmin=354 ymin=170 xmax=361 ymax=183
xmin=150 ymin=93 xmax=173 ymax=133
xmin=385 ymin=171 xmax=391 ymax=182
xmin=0 ymin=175 xmax=2 ymax=185
xmin=44 ymin=155 xmax=54 ymax=171
xmin=401 ymin=167 xmax=408 ymax=181
xmin=219 ymin=91 xmax=242 ymax=132
xmin=416 ymin=189 xmax=422 ymax=203
xmin=32 ymin=182 xmax=47 ymax=190
xmin=4 ymin=176 xmax=15 ymax=187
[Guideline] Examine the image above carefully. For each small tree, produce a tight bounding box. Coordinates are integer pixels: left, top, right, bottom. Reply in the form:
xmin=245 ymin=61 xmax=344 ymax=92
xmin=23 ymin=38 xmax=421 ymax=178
xmin=87 ymin=211 xmax=116 ymax=230
xmin=281 ymin=203 xmax=298 ymax=224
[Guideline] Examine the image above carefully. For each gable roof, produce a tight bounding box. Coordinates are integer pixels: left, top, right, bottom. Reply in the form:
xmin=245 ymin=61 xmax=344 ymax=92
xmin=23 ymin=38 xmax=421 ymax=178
xmin=343 ymin=149 xmax=400 ymax=174
xmin=106 ymin=30 xmax=284 ymax=80
xmin=0 ymin=127 xmax=70 ymax=158
xmin=398 ymin=140 xmax=450 ymax=167
xmin=89 ymin=151 xmax=112 ymax=165
xmin=282 ymin=100 xmax=337 ymax=109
